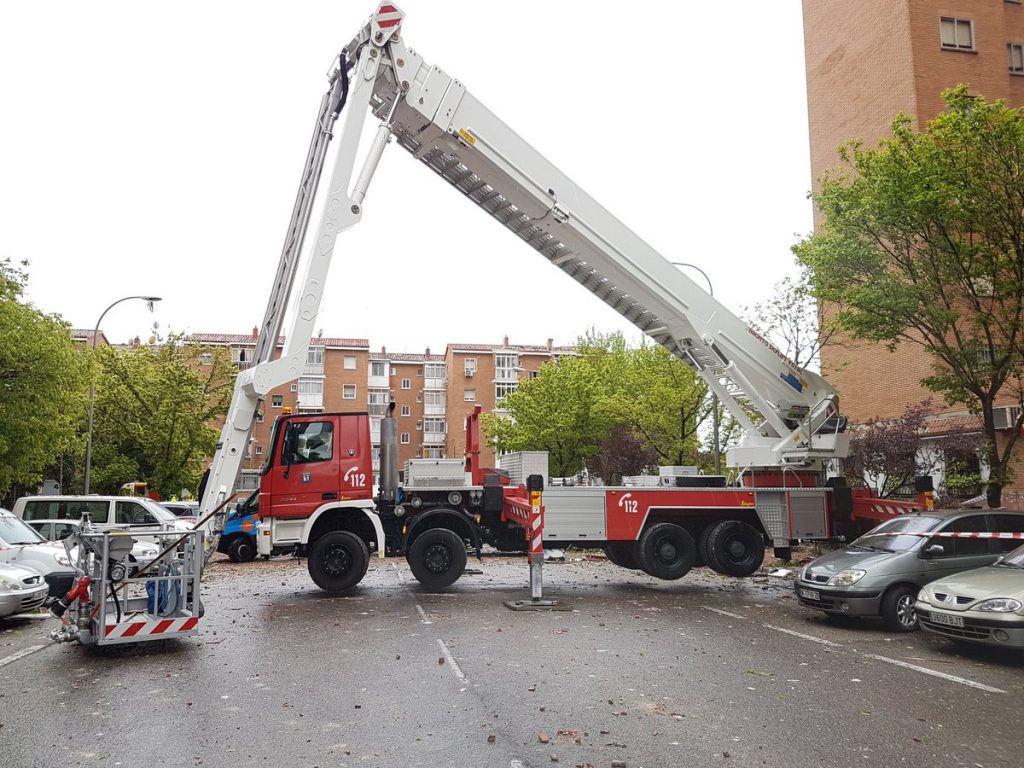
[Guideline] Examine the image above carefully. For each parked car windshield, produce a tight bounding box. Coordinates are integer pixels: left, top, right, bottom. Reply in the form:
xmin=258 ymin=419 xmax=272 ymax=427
xmin=0 ymin=514 xmax=47 ymax=545
xmin=996 ymin=544 xmax=1024 ymax=568
xmin=852 ymin=515 xmax=943 ymax=552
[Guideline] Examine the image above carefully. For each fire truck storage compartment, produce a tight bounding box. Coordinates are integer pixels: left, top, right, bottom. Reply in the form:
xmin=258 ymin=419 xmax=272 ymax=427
xmin=404 ymin=459 xmax=465 ymax=487
xmin=788 ymin=490 xmax=830 ymax=539
xmin=499 ymin=452 xmax=549 ymax=487
xmin=541 ymin=487 xmax=607 ymax=541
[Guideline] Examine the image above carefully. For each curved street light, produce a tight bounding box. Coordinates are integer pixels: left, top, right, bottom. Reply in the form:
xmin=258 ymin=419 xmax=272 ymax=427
xmin=671 ymin=263 xmax=721 ymax=475
xmin=83 ymin=295 xmax=162 ymax=493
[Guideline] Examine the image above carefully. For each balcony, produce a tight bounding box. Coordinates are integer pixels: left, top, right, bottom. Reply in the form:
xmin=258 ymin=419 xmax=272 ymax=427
xmin=303 ymin=362 xmax=324 ymax=376
xmin=424 ymin=431 xmax=446 ymax=445
xmin=297 ymin=392 xmax=324 ymax=409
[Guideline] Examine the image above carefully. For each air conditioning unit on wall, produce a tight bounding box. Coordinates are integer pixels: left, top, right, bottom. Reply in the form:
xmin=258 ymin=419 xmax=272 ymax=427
xmin=993 ymin=405 xmax=1023 ymax=431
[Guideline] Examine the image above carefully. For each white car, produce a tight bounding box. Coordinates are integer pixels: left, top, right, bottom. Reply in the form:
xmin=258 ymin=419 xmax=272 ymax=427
xmin=0 ymin=562 xmax=49 ymax=618
xmin=11 ymin=495 xmax=193 ymax=545
xmin=0 ymin=508 xmax=78 ymax=597
xmin=25 ymin=519 xmax=162 ymax=575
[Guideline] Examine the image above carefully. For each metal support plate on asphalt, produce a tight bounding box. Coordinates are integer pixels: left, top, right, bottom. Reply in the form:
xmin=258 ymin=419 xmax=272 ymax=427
xmin=504 ymin=598 xmax=572 ymax=612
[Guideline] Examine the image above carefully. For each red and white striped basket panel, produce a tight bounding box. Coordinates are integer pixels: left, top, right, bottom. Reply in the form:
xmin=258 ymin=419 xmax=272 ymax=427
xmin=104 ymin=616 xmax=199 ymax=639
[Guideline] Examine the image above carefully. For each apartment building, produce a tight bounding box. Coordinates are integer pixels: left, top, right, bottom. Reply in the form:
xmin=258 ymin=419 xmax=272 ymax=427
xmin=190 ymin=330 xmax=370 ymax=490
xmin=192 ymin=332 xmax=573 ymax=486
xmin=802 ymin=1 xmax=1024 ymax=488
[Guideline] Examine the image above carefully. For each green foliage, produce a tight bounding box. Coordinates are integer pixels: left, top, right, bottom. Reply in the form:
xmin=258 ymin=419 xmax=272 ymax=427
xmin=88 ymin=336 xmax=235 ymax=498
xmin=795 ymin=87 xmax=1024 ymax=506
xmin=0 ymin=259 xmax=88 ymax=496
xmin=482 ymin=330 xmax=709 ymax=477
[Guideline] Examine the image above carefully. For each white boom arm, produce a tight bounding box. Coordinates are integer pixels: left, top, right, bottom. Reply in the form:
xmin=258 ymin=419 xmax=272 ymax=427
xmin=201 ymin=3 xmax=848 ymax=527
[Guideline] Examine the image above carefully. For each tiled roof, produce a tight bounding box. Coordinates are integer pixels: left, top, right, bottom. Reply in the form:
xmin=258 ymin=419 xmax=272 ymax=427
xmin=372 ymin=352 xmax=446 ymax=362
xmin=71 ymin=329 xmax=111 ymax=346
xmin=188 ymin=333 xmax=368 ymax=348
xmin=923 ymin=413 xmax=984 ymax=437
xmin=446 ymin=342 xmax=577 ymax=355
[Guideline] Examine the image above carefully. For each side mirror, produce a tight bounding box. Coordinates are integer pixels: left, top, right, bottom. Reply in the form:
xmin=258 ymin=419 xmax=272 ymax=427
xmin=922 ymin=543 xmax=945 ymax=557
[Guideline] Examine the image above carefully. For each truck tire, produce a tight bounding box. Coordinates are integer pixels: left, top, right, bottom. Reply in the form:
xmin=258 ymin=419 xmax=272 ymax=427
xmin=637 ymin=523 xmax=695 ymax=580
xmin=697 ymin=525 xmax=715 ymax=567
xmin=307 ymin=531 xmax=370 ymax=593
xmin=227 ymin=536 xmax=257 ymax=563
xmin=408 ymin=529 xmax=467 ymax=590
xmin=604 ymin=542 xmax=640 ymax=570
xmin=704 ymin=520 xmax=765 ymax=577
xmin=881 ymin=584 xmax=919 ymax=632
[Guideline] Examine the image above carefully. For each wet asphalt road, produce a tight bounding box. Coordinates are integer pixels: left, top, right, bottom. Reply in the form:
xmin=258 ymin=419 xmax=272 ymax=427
xmin=1 ymin=555 xmax=1022 ymax=768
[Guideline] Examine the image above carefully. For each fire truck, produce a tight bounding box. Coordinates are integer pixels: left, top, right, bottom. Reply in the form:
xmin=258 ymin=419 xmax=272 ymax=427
xmin=198 ymin=3 xmax=929 ymax=594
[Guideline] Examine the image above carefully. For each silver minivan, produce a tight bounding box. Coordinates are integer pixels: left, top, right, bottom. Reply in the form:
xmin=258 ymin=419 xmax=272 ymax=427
xmin=795 ymin=509 xmax=1024 ymax=631
xmin=11 ymin=495 xmax=191 ymax=545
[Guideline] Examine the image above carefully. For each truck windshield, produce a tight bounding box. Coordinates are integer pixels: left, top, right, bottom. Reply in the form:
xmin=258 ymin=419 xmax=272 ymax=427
xmin=852 ymin=515 xmax=942 ymax=552
xmin=0 ymin=515 xmax=47 ymax=545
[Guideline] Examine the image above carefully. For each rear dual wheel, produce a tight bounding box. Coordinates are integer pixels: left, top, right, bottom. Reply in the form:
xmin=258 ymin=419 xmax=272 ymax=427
xmin=637 ymin=523 xmax=696 ymax=580
xmin=702 ymin=520 xmax=765 ymax=577
xmin=604 ymin=541 xmax=641 ymax=570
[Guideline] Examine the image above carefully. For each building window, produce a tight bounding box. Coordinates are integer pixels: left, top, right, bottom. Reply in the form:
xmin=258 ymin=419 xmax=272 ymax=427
xmin=424 ymin=390 xmax=445 ymax=408
xmin=368 ymin=388 xmax=389 ymax=416
xmin=495 ymin=352 xmax=518 ymax=381
xmin=940 ymin=17 xmax=974 ymax=51
xmin=417 ymin=367 xmax=422 ymax=377
xmin=371 ymin=361 xmax=387 ymax=377
xmin=424 ymin=446 xmax=445 ymax=459
xmin=464 ymin=357 xmax=477 ymax=377
xmin=424 ymin=363 xmax=446 ymax=380
xmin=232 ymin=347 xmax=251 ymax=370
xmin=272 ymin=394 xmax=283 ymax=408
xmin=495 ymin=382 xmax=517 ymax=403
xmin=256 ymin=411 xmax=264 ymax=423
xmin=307 ymin=347 xmax=324 ymax=366
xmin=290 ymin=383 xmax=298 ymax=391
xmin=424 ymin=417 xmax=445 ymax=434
xmin=343 ymin=384 xmax=357 ymax=400
xmin=464 ymin=389 xmax=476 ymax=402
xmin=401 ymin=404 xmax=411 ymax=417
xmin=401 ymin=378 xmax=411 ymax=390
xmin=344 ymin=355 xmax=356 ymax=370
xmin=199 ymin=352 xmax=212 ymax=366
xmin=254 ymin=444 xmax=263 ymax=456
xmin=401 ymin=432 xmax=410 ymax=444
xmin=416 ymin=420 xmax=422 ymax=431
xmin=1010 ymin=43 xmax=1024 ymax=74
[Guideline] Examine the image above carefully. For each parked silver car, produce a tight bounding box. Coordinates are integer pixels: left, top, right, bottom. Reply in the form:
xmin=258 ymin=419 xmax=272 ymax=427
xmin=916 ymin=542 xmax=1024 ymax=648
xmin=795 ymin=509 xmax=1024 ymax=631
xmin=0 ymin=562 xmax=49 ymax=618
xmin=11 ymin=495 xmax=192 ymax=545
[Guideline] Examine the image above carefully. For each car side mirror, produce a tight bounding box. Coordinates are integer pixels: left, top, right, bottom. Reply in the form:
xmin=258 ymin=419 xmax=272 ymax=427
xmin=922 ymin=543 xmax=944 ymax=557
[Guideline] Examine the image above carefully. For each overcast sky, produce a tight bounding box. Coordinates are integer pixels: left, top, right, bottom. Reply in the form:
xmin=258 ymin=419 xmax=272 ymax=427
xmin=1 ymin=1 xmax=814 ymax=353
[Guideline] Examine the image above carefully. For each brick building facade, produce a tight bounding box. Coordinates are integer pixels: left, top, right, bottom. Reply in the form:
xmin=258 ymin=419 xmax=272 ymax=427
xmin=191 ymin=332 xmax=573 ymax=488
xmin=802 ymin=1 xmax=1024 ymax=492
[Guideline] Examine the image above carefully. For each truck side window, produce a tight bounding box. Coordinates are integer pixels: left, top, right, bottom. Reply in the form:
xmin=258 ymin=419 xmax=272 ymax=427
xmin=284 ymin=421 xmax=334 ymax=465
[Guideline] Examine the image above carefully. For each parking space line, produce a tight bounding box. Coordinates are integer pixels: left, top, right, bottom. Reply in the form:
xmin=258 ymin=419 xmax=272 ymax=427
xmin=0 ymin=644 xmax=47 ymax=668
xmin=701 ymin=606 xmax=746 ymax=620
xmin=437 ymin=638 xmax=468 ymax=684
xmin=864 ymin=654 xmax=1006 ymax=694
xmin=760 ymin=623 xmax=845 ymax=648
xmin=415 ymin=604 xmax=433 ymax=624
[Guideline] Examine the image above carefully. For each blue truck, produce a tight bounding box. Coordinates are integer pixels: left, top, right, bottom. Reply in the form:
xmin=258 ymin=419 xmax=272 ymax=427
xmin=217 ymin=491 xmax=296 ymax=563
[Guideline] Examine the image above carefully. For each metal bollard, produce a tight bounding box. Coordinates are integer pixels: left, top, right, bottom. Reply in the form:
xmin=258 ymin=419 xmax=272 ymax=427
xmin=505 ymin=474 xmax=568 ymax=611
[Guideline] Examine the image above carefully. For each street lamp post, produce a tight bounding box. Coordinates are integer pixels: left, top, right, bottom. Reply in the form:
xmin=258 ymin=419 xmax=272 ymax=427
xmin=671 ymin=263 xmax=721 ymax=475
xmin=83 ymin=295 xmax=162 ymax=494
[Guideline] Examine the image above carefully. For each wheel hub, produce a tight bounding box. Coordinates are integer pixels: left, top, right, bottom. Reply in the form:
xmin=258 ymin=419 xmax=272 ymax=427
xmin=726 ymin=539 xmax=747 ymax=559
xmin=657 ymin=539 xmax=678 ymax=562
xmin=324 ymin=545 xmax=351 ymax=576
xmin=424 ymin=543 xmax=452 ymax=573
xmin=896 ymin=594 xmax=916 ymax=627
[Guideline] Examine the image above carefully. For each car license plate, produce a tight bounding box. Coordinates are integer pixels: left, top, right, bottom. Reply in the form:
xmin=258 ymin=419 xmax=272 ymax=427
xmin=929 ymin=612 xmax=964 ymax=628
xmin=799 ymin=588 xmax=820 ymax=601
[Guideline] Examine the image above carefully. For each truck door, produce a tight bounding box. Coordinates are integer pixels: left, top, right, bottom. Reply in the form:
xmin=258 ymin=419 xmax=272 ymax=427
xmin=335 ymin=414 xmax=371 ymax=501
xmin=267 ymin=416 xmax=344 ymax=519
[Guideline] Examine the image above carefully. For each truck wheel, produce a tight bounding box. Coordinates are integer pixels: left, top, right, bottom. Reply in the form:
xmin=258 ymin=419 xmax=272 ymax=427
xmin=637 ymin=523 xmax=695 ymax=580
xmin=697 ymin=525 xmax=714 ymax=567
xmin=881 ymin=585 xmax=919 ymax=632
xmin=307 ymin=531 xmax=370 ymax=593
xmin=604 ymin=542 xmax=640 ymax=570
xmin=704 ymin=520 xmax=765 ymax=576
xmin=228 ymin=536 xmax=257 ymax=563
xmin=408 ymin=529 xmax=467 ymax=590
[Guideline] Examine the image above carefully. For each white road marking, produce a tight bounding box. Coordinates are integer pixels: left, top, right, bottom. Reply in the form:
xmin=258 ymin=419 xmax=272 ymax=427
xmin=864 ymin=654 xmax=1006 ymax=694
xmin=511 ymin=761 xmax=525 ymax=768
xmin=0 ymin=644 xmax=47 ymax=668
xmin=701 ymin=607 xmax=1004 ymax=693
xmin=437 ymin=638 xmax=467 ymax=683
xmin=415 ymin=604 xmax=433 ymax=624
xmin=760 ymin=623 xmax=844 ymax=648
xmin=701 ymin=606 xmax=746 ymax=620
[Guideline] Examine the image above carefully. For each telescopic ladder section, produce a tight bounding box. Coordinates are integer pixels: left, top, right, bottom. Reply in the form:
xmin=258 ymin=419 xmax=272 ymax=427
xmin=356 ymin=2 xmax=848 ymax=470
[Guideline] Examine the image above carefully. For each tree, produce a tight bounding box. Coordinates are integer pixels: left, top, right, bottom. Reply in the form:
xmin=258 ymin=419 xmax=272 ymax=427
xmin=795 ymin=87 xmax=1024 ymax=507
xmin=747 ymin=270 xmax=834 ymax=371
xmin=88 ymin=336 xmax=235 ymax=498
xmin=589 ymin=424 xmax=659 ymax=485
xmin=0 ymin=259 xmax=88 ymax=498
xmin=483 ymin=331 xmax=709 ymax=476
xmin=843 ymin=400 xmax=979 ymax=499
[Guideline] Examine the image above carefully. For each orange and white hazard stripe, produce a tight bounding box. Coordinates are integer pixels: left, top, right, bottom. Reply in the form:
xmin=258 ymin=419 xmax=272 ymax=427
xmin=529 ymin=490 xmax=544 ymax=556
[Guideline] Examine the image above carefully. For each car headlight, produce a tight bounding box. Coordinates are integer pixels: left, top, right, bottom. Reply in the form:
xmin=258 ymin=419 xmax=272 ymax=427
xmin=0 ymin=574 xmax=23 ymax=590
xmin=916 ymin=588 xmax=929 ymax=604
xmin=975 ymin=598 xmax=1023 ymax=613
xmin=53 ymin=553 xmax=72 ymax=567
xmin=800 ymin=564 xmax=810 ymax=581
xmin=827 ymin=569 xmax=866 ymax=587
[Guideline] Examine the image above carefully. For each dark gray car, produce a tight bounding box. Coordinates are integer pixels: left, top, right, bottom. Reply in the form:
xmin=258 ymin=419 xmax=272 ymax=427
xmin=795 ymin=509 xmax=1024 ymax=631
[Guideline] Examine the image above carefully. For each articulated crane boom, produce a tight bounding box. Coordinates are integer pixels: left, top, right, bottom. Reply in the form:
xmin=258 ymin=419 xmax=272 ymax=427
xmin=200 ymin=3 xmax=848 ymax=533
